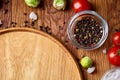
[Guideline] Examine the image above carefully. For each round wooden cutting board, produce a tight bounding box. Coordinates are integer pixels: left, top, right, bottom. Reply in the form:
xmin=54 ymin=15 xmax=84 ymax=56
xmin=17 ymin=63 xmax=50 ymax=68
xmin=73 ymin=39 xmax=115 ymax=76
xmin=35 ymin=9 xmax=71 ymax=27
xmin=0 ymin=28 xmax=83 ymax=80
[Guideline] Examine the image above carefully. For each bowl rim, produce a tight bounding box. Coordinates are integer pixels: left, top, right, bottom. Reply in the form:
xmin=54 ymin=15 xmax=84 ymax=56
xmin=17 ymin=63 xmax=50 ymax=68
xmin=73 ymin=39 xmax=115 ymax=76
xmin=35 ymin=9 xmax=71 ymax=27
xmin=101 ymin=67 xmax=120 ymax=80
xmin=67 ymin=10 xmax=108 ymax=50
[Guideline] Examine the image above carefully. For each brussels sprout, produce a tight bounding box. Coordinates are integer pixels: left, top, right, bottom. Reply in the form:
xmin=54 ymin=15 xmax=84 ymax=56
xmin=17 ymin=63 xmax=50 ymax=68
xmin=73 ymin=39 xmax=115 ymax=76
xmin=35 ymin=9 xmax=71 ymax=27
xmin=53 ymin=0 xmax=66 ymax=10
xmin=25 ymin=0 xmax=41 ymax=7
xmin=80 ymin=57 xmax=93 ymax=68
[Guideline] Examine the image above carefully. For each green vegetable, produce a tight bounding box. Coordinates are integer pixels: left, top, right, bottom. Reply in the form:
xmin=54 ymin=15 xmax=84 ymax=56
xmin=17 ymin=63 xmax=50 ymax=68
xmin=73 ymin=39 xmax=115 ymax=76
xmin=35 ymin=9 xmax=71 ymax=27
xmin=25 ymin=0 xmax=40 ymax=7
xmin=80 ymin=57 xmax=93 ymax=68
xmin=53 ymin=0 xmax=66 ymax=10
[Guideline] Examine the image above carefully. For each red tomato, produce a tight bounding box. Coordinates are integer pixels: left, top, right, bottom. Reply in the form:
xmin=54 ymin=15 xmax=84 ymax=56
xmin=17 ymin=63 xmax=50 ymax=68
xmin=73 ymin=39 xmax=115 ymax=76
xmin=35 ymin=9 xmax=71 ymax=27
xmin=108 ymin=46 xmax=120 ymax=66
xmin=112 ymin=32 xmax=120 ymax=46
xmin=73 ymin=0 xmax=91 ymax=13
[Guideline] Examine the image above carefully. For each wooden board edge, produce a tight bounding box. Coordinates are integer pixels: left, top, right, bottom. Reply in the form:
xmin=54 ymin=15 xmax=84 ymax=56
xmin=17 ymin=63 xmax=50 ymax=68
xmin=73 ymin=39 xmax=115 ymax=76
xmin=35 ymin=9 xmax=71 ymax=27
xmin=0 ymin=27 xmax=83 ymax=80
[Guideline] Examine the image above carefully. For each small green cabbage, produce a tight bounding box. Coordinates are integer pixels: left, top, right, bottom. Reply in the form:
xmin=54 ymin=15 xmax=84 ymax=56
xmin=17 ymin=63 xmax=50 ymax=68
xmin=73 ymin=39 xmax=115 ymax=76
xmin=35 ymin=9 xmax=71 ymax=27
xmin=53 ymin=0 xmax=66 ymax=10
xmin=25 ymin=0 xmax=41 ymax=7
xmin=80 ymin=57 xmax=93 ymax=68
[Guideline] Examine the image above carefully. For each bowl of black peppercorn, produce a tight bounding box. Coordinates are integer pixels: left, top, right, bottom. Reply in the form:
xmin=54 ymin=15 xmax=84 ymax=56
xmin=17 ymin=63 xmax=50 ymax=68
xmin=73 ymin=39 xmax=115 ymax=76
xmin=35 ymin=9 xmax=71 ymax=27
xmin=67 ymin=10 xmax=108 ymax=50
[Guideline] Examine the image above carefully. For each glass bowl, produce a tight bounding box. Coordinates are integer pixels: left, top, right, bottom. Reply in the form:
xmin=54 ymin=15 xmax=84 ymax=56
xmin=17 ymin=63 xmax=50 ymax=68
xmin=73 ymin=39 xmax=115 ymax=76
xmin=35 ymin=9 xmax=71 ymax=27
xmin=67 ymin=10 xmax=108 ymax=50
xmin=101 ymin=68 xmax=120 ymax=80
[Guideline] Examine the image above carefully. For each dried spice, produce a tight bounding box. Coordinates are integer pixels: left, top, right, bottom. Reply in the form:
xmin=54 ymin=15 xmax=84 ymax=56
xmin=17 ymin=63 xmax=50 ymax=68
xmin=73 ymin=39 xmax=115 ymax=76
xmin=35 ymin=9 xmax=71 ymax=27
xmin=5 ymin=0 xmax=10 ymax=4
xmin=11 ymin=22 xmax=17 ymax=27
xmin=23 ymin=20 xmax=29 ymax=27
xmin=39 ymin=26 xmax=43 ymax=30
xmin=31 ymin=21 xmax=35 ymax=26
xmin=24 ymin=13 xmax=27 ymax=15
xmin=115 ymin=28 xmax=120 ymax=32
xmin=39 ymin=26 xmax=52 ymax=35
xmin=64 ymin=40 xmax=68 ymax=43
xmin=63 ymin=21 xmax=66 ymax=25
xmin=59 ymin=26 xmax=63 ymax=30
xmin=24 ymin=20 xmax=28 ymax=24
xmin=3 ymin=9 xmax=8 ymax=14
xmin=23 ymin=20 xmax=35 ymax=27
xmin=73 ymin=15 xmax=103 ymax=47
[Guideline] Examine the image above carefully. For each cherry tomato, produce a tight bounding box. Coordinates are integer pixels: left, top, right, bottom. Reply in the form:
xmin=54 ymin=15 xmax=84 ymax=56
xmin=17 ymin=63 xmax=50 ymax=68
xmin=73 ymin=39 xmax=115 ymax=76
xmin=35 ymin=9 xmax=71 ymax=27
xmin=108 ymin=46 xmax=120 ymax=66
xmin=73 ymin=0 xmax=91 ymax=13
xmin=112 ymin=32 xmax=120 ymax=46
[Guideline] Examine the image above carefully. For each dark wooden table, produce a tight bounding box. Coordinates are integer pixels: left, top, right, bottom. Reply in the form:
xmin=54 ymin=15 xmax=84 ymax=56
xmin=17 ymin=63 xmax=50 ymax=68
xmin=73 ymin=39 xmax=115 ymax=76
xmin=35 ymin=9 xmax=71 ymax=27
xmin=0 ymin=0 xmax=120 ymax=80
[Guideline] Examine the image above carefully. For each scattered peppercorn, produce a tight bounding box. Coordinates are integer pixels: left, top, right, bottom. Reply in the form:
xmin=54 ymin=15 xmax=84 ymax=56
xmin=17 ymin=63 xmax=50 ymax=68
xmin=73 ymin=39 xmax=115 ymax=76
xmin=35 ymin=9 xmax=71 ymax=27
xmin=3 ymin=9 xmax=8 ymax=14
xmin=63 ymin=21 xmax=66 ymax=25
xmin=11 ymin=22 xmax=14 ymax=24
xmin=13 ymin=25 xmax=15 ymax=27
xmin=59 ymin=26 xmax=63 ymax=30
xmin=0 ymin=25 xmax=2 ymax=27
xmin=5 ymin=0 xmax=9 ymax=4
xmin=76 ymin=47 xmax=79 ymax=49
xmin=39 ymin=26 xmax=43 ymax=30
xmin=11 ymin=22 xmax=17 ymax=27
xmin=24 ymin=20 xmax=28 ymax=24
xmin=73 ymin=15 xmax=103 ymax=47
xmin=115 ymin=29 xmax=120 ymax=32
xmin=31 ymin=21 xmax=35 ymax=26
xmin=24 ymin=13 xmax=27 ymax=15
xmin=23 ymin=20 xmax=28 ymax=27
xmin=39 ymin=26 xmax=52 ymax=35
xmin=64 ymin=40 xmax=68 ymax=43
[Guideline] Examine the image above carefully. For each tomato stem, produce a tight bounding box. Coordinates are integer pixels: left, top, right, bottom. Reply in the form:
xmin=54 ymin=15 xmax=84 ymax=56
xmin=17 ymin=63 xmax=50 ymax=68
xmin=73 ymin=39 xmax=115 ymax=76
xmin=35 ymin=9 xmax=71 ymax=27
xmin=117 ymin=50 xmax=120 ymax=54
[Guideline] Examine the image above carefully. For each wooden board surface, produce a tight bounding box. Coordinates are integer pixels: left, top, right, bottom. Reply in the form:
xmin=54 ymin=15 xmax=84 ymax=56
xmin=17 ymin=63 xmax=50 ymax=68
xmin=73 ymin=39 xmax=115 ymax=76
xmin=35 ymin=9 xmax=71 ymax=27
xmin=0 ymin=0 xmax=120 ymax=80
xmin=0 ymin=28 xmax=82 ymax=80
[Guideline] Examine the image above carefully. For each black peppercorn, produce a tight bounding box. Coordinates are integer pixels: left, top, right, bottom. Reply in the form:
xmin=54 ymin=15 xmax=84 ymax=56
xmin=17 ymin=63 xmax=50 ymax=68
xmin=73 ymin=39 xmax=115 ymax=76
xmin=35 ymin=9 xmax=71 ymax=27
xmin=73 ymin=15 xmax=103 ymax=47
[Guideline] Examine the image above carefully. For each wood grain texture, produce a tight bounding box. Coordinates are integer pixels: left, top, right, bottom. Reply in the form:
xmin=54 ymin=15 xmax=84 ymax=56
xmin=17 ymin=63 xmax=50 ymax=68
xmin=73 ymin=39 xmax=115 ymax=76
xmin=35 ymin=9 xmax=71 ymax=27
xmin=0 ymin=0 xmax=120 ymax=80
xmin=0 ymin=28 xmax=82 ymax=80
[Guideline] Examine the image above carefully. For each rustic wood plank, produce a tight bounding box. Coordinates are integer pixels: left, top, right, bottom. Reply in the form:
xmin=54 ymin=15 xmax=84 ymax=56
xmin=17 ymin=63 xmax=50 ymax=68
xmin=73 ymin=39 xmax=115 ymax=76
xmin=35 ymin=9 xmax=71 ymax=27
xmin=0 ymin=0 xmax=11 ymax=29
xmin=0 ymin=0 xmax=120 ymax=80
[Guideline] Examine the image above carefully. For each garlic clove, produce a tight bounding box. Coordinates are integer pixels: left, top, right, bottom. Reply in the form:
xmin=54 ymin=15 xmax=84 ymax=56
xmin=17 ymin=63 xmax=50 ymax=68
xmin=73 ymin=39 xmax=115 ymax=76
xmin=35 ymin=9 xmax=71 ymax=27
xmin=29 ymin=12 xmax=38 ymax=21
xmin=103 ymin=48 xmax=107 ymax=54
xmin=87 ymin=66 xmax=95 ymax=74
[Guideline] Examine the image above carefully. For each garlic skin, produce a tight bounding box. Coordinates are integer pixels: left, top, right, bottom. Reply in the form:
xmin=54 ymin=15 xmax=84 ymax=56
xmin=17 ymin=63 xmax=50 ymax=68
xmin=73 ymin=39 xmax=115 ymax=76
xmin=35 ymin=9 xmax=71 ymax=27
xmin=53 ymin=0 xmax=66 ymax=10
